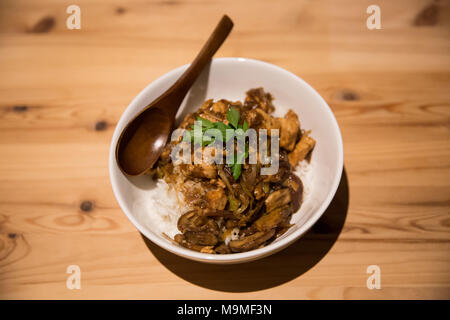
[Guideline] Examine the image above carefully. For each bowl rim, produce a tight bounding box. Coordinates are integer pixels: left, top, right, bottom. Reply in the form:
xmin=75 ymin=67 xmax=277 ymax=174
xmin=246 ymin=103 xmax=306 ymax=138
xmin=109 ymin=57 xmax=344 ymax=264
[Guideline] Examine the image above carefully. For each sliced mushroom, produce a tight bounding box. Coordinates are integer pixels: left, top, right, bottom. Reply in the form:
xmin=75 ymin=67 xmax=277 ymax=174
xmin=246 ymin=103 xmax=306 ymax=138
xmin=283 ymin=173 xmax=303 ymax=212
xmin=174 ymin=234 xmax=212 ymax=252
xmin=254 ymin=206 xmax=292 ymax=232
xmin=254 ymin=182 xmax=269 ymax=200
xmin=177 ymin=211 xmax=207 ymax=233
xmin=202 ymin=210 xmax=235 ymax=219
xmin=239 ymin=223 xmax=257 ymax=238
xmin=241 ymin=164 xmax=259 ymax=192
xmin=177 ymin=211 xmax=202 ymax=232
xmin=262 ymin=151 xmax=291 ymax=183
xmin=177 ymin=211 xmax=219 ymax=234
xmin=184 ymin=231 xmax=218 ymax=246
xmin=218 ymin=165 xmax=235 ymax=194
xmin=265 ymin=188 xmax=292 ymax=212
xmin=214 ymin=244 xmax=231 ymax=254
xmin=229 ymin=229 xmax=276 ymax=252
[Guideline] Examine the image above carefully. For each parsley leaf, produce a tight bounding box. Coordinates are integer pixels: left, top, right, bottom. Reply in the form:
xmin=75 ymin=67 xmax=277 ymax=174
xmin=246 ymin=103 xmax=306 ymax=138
xmin=243 ymin=120 xmax=249 ymax=132
xmin=232 ymin=163 xmax=241 ymax=180
xmin=197 ymin=117 xmax=214 ymax=129
xmin=231 ymin=145 xmax=248 ymax=180
xmin=214 ymin=122 xmax=234 ymax=142
xmin=226 ymin=107 xmax=240 ymax=129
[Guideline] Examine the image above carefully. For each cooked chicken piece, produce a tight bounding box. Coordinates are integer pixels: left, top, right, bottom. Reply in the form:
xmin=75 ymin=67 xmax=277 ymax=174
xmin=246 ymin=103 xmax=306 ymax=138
xmin=278 ymin=110 xmax=300 ymax=151
xmin=197 ymin=111 xmax=223 ymax=123
xmin=211 ymin=99 xmax=228 ymax=114
xmin=254 ymin=108 xmax=280 ymax=135
xmin=285 ymin=109 xmax=300 ymax=124
xmin=210 ymin=178 xmax=226 ymax=189
xmin=181 ymin=163 xmax=217 ymax=179
xmin=265 ymin=188 xmax=292 ymax=212
xmin=242 ymin=108 xmax=263 ymax=128
xmin=200 ymin=246 xmax=215 ymax=254
xmin=178 ymin=180 xmax=209 ymax=206
xmin=205 ymin=187 xmax=228 ymax=211
xmin=244 ymin=88 xmax=275 ymax=113
xmin=199 ymin=99 xmax=214 ymax=111
xmin=254 ymin=206 xmax=292 ymax=232
xmin=288 ymin=134 xmax=316 ymax=167
xmin=229 ymin=229 xmax=276 ymax=252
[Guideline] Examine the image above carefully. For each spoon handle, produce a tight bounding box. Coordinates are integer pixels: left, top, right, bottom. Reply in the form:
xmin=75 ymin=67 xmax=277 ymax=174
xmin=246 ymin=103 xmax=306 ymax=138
xmin=166 ymin=15 xmax=234 ymax=115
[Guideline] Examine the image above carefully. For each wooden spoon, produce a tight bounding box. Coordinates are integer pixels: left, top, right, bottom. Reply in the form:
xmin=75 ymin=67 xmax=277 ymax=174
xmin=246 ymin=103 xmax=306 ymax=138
xmin=116 ymin=15 xmax=233 ymax=176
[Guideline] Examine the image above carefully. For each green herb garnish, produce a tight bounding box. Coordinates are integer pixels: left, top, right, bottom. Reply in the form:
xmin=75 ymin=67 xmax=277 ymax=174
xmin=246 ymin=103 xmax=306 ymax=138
xmin=184 ymin=107 xmax=250 ymax=180
xmin=227 ymin=107 xmax=240 ymax=129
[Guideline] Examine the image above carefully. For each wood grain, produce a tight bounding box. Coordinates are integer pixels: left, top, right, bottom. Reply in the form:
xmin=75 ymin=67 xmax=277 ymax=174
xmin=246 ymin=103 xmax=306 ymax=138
xmin=0 ymin=0 xmax=449 ymax=299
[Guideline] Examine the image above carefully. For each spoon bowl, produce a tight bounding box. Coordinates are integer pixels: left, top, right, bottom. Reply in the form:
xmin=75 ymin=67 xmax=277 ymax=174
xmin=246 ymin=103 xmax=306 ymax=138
xmin=116 ymin=107 xmax=172 ymax=176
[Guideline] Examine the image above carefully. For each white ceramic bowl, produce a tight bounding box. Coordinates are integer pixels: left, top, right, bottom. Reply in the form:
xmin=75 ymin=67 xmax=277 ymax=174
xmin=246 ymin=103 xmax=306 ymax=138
xmin=109 ymin=58 xmax=343 ymax=264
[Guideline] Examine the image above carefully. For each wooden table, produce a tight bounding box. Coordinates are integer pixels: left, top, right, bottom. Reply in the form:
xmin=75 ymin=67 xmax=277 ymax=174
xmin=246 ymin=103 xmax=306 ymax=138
xmin=0 ymin=0 xmax=449 ymax=299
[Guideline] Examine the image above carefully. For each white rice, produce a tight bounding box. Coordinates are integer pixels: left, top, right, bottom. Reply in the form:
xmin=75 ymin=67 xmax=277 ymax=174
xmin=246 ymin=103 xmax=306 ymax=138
xmin=295 ymin=159 xmax=313 ymax=198
xmin=134 ymin=179 xmax=186 ymax=238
